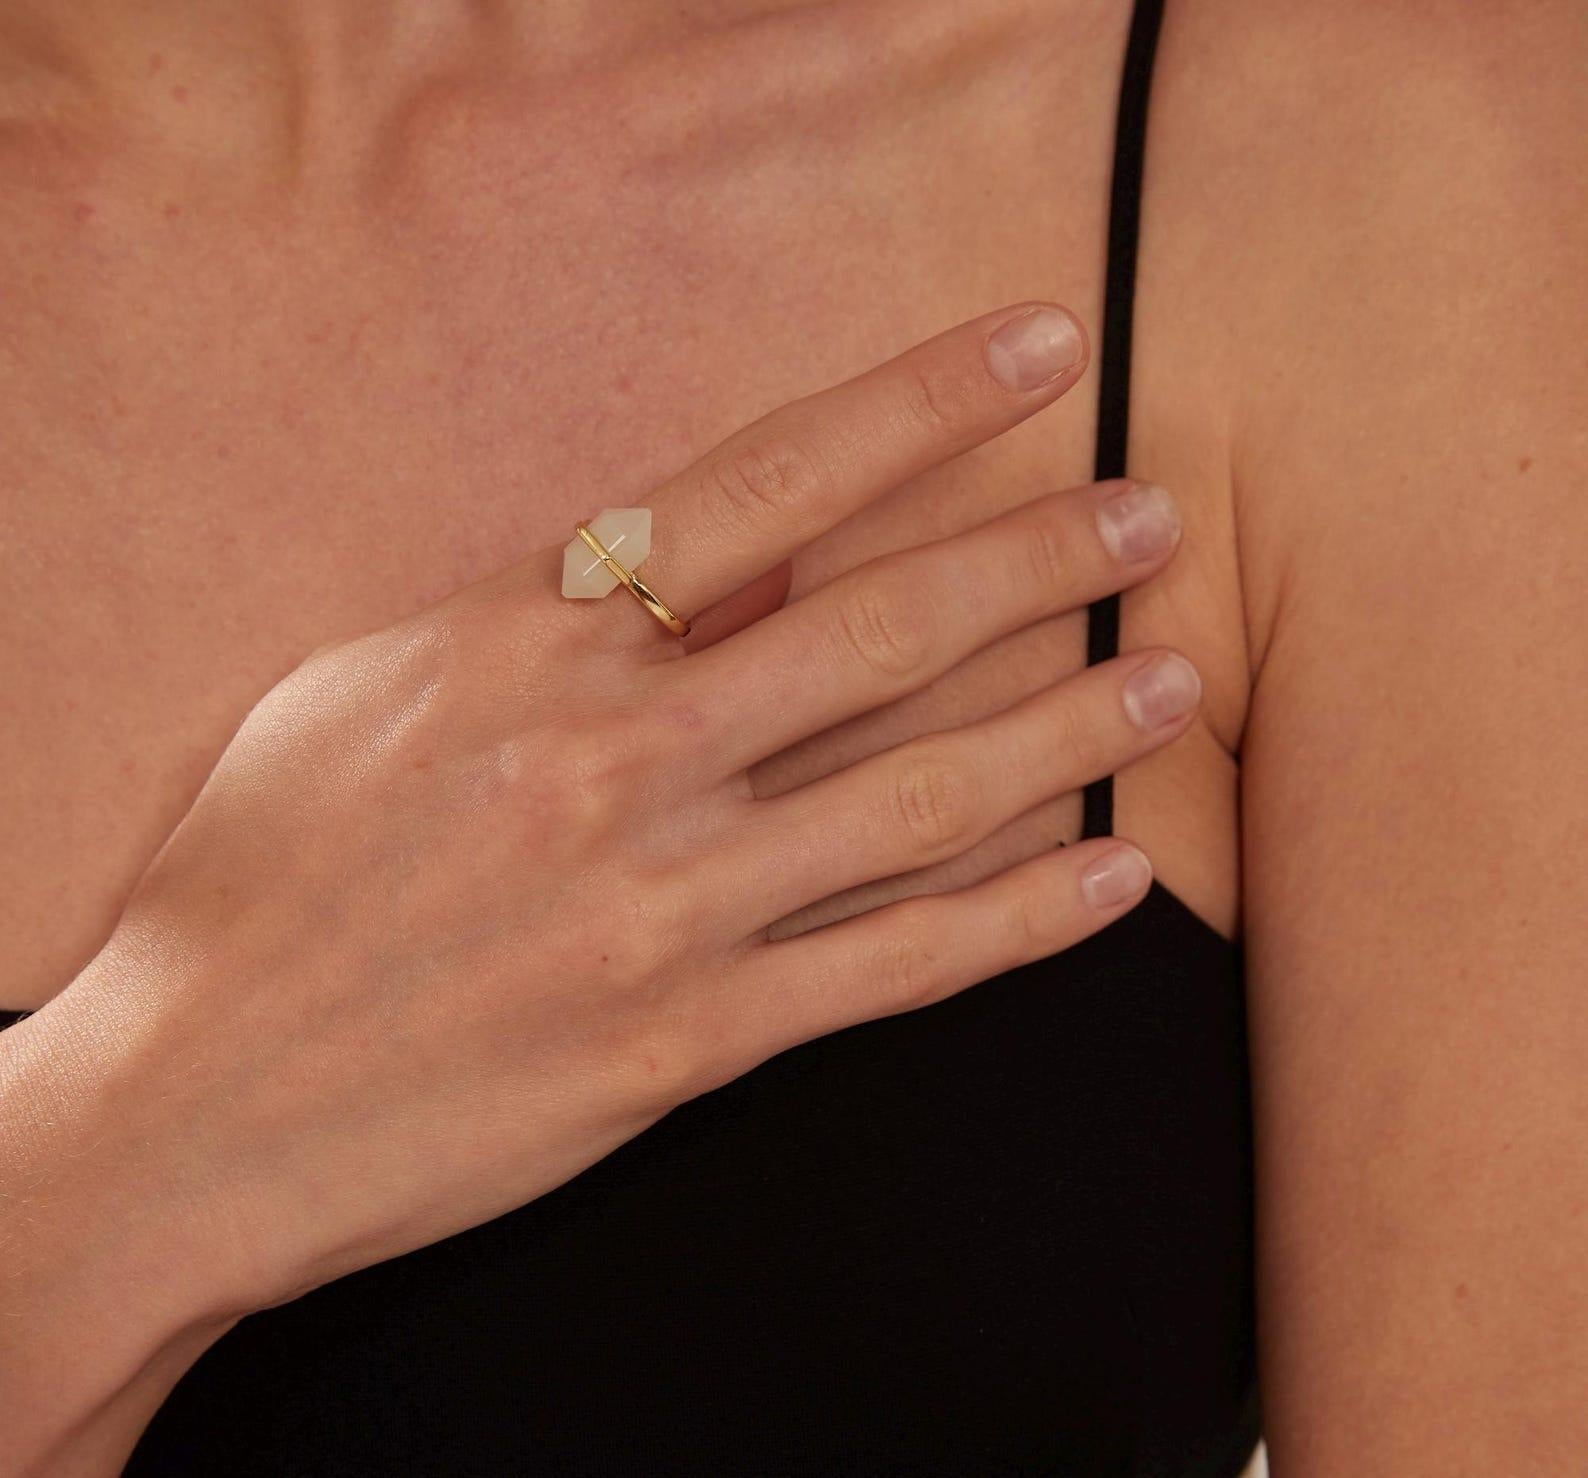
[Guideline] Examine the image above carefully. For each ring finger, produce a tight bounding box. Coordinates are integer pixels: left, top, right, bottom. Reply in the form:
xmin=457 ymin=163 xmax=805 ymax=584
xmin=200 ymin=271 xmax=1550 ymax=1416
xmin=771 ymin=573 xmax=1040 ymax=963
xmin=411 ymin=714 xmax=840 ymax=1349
xmin=706 ymin=644 xmax=1202 ymax=932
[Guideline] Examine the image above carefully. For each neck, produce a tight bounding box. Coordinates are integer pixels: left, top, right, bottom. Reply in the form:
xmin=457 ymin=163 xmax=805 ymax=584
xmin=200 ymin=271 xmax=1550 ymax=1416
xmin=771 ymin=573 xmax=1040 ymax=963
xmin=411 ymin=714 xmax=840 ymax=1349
xmin=0 ymin=0 xmax=835 ymax=89
xmin=0 ymin=2 xmax=510 ymax=181
xmin=0 ymin=0 xmax=845 ymax=167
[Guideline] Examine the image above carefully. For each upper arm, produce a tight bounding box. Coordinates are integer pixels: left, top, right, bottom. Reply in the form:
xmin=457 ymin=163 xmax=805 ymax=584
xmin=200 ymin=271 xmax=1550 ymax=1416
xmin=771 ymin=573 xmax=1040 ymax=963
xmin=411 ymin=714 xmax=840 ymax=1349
xmin=1196 ymin=3 xmax=1588 ymax=1469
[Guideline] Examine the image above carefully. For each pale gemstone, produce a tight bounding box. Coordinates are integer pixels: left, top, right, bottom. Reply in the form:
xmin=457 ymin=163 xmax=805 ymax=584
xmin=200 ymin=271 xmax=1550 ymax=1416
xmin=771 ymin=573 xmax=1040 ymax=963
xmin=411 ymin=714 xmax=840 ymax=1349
xmin=561 ymin=507 xmax=653 ymax=598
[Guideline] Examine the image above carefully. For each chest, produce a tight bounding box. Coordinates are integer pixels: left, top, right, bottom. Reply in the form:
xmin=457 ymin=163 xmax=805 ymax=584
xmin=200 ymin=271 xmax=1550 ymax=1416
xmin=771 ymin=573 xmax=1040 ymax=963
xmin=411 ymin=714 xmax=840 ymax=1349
xmin=0 ymin=7 xmax=1170 ymax=998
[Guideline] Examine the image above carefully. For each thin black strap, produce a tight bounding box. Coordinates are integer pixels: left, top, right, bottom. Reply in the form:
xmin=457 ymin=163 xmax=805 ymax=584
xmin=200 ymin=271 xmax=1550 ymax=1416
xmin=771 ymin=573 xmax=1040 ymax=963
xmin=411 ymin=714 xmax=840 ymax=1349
xmin=1081 ymin=0 xmax=1165 ymax=842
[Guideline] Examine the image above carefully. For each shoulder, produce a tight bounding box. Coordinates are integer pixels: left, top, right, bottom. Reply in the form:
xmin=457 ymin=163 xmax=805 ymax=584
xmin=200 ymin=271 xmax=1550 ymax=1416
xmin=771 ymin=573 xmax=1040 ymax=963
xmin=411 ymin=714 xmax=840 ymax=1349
xmin=1158 ymin=0 xmax=1585 ymax=140
xmin=1141 ymin=0 xmax=1586 ymax=669
xmin=1153 ymin=14 xmax=1588 ymax=1466
xmin=1154 ymin=0 xmax=1586 ymax=276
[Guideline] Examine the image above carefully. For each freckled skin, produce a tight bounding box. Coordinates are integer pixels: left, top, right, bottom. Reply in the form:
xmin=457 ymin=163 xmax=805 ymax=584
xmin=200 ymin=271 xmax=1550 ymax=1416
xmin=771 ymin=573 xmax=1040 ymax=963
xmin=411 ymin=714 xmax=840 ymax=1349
xmin=3 ymin=4 xmax=1586 ymax=1473
xmin=0 ymin=1 xmax=1244 ymax=1007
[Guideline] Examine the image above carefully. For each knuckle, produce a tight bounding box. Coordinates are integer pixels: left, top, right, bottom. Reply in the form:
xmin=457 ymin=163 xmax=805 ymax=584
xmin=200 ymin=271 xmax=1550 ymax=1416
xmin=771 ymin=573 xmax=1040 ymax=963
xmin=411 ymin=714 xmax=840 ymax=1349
xmin=256 ymin=617 xmax=462 ymax=752
xmin=630 ymin=992 xmax=740 ymax=1105
xmin=890 ymin=746 xmax=977 ymax=858
xmin=599 ymin=881 xmax=692 ymax=995
xmin=895 ymin=364 xmax=967 ymax=437
xmin=639 ymin=691 xmax=713 ymax=758
xmin=629 ymin=1024 xmax=718 ymax=1104
xmin=1022 ymin=514 xmax=1071 ymax=593
xmin=833 ymin=571 xmax=933 ymax=681
xmin=596 ymin=932 xmax=667 ymax=1001
xmin=707 ymin=429 xmax=826 ymax=529
xmin=538 ymin=722 xmax=646 ymax=834
xmin=578 ymin=719 xmax=647 ymax=789
xmin=875 ymin=924 xmax=947 ymax=1012
xmin=1053 ymin=690 xmax=1106 ymax=777
xmin=1006 ymin=884 xmax=1057 ymax=960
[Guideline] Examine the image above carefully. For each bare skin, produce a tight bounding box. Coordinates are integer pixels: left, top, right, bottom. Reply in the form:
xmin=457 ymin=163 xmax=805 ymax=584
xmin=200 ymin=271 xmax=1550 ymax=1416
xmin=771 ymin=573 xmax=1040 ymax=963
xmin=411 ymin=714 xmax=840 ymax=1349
xmin=1 ymin=0 xmax=1585 ymax=1474
xmin=0 ymin=0 xmax=1240 ymax=999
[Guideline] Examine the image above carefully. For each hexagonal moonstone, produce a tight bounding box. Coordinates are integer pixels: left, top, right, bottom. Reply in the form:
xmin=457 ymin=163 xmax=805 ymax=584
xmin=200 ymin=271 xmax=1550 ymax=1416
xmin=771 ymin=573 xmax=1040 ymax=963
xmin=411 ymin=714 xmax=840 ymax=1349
xmin=561 ymin=507 xmax=652 ymax=598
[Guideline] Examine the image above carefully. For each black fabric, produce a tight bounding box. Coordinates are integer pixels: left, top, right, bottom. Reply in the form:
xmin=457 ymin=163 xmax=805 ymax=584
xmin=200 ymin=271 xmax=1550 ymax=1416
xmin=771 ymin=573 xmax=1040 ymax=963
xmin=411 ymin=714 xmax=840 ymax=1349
xmin=1082 ymin=0 xmax=1162 ymax=846
xmin=16 ymin=0 xmax=1261 ymax=1470
xmin=123 ymin=880 xmax=1258 ymax=1477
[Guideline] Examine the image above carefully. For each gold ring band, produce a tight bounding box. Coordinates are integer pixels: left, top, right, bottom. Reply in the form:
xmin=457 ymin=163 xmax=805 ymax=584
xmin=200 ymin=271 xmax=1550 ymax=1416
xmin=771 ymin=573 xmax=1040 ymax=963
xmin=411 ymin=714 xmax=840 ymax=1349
xmin=573 ymin=522 xmax=691 ymax=637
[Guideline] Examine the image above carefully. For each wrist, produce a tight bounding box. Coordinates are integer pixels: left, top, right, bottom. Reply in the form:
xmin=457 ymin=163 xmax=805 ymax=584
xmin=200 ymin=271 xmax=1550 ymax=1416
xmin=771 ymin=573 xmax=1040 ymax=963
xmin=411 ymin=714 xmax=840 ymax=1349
xmin=0 ymin=979 xmax=253 ymax=1473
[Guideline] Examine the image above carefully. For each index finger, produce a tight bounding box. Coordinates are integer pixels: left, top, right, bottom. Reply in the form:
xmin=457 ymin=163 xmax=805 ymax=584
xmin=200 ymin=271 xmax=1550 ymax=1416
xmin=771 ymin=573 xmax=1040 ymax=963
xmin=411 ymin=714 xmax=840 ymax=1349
xmin=636 ymin=301 xmax=1088 ymax=622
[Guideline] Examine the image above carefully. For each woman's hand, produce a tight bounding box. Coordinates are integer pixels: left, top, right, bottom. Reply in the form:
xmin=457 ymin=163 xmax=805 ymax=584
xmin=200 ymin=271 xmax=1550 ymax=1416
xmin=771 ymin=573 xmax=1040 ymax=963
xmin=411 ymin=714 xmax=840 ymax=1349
xmin=1 ymin=302 xmax=1197 ymax=1461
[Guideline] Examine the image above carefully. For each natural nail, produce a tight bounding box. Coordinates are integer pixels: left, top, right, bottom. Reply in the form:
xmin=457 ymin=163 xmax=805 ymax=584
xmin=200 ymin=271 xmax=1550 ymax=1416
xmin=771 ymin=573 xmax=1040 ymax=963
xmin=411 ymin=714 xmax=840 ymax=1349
xmin=1122 ymin=652 xmax=1202 ymax=731
xmin=1096 ymin=483 xmax=1180 ymax=562
xmin=984 ymin=308 xmax=1084 ymax=392
xmin=1080 ymin=844 xmax=1153 ymax=909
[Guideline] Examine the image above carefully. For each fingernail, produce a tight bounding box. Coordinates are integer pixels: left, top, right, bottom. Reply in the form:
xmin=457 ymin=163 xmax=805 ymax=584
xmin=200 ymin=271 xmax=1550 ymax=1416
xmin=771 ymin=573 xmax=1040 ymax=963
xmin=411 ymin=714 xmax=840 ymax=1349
xmin=1096 ymin=482 xmax=1180 ymax=562
xmin=1080 ymin=844 xmax=1152 ymax=909
xmin=984 ymin=308 xmax=1084 ymax=392
xmin=1122 ymin=652 xmax=1201 ymax=730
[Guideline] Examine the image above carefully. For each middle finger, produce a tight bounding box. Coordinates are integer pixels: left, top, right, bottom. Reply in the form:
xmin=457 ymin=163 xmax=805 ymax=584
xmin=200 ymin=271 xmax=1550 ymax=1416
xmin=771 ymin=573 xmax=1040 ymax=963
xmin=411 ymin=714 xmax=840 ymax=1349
xmin=669 ymin=478 xmax=1181 ymax=776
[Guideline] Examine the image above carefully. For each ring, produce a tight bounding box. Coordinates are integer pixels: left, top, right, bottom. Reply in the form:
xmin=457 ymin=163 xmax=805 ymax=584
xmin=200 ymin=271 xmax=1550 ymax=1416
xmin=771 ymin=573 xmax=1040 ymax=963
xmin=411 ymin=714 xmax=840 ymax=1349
xmin=561 ymin=508 xmax=691 ymax=638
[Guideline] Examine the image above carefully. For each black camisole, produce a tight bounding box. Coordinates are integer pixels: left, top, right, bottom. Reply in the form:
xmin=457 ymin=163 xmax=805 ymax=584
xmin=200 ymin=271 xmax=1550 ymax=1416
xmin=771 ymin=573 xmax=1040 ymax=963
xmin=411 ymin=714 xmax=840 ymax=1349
xmin=8 ymin=2 xmax=1261 ymax=1471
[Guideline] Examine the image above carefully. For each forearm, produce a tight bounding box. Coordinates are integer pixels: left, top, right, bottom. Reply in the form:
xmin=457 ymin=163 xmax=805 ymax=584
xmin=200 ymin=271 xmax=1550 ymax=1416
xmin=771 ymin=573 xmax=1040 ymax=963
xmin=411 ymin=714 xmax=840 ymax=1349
xmin=0 ymin=982 xmax=245 ymax=1477
xmin=0 ymin=1308 xmax=237 ymax=1478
